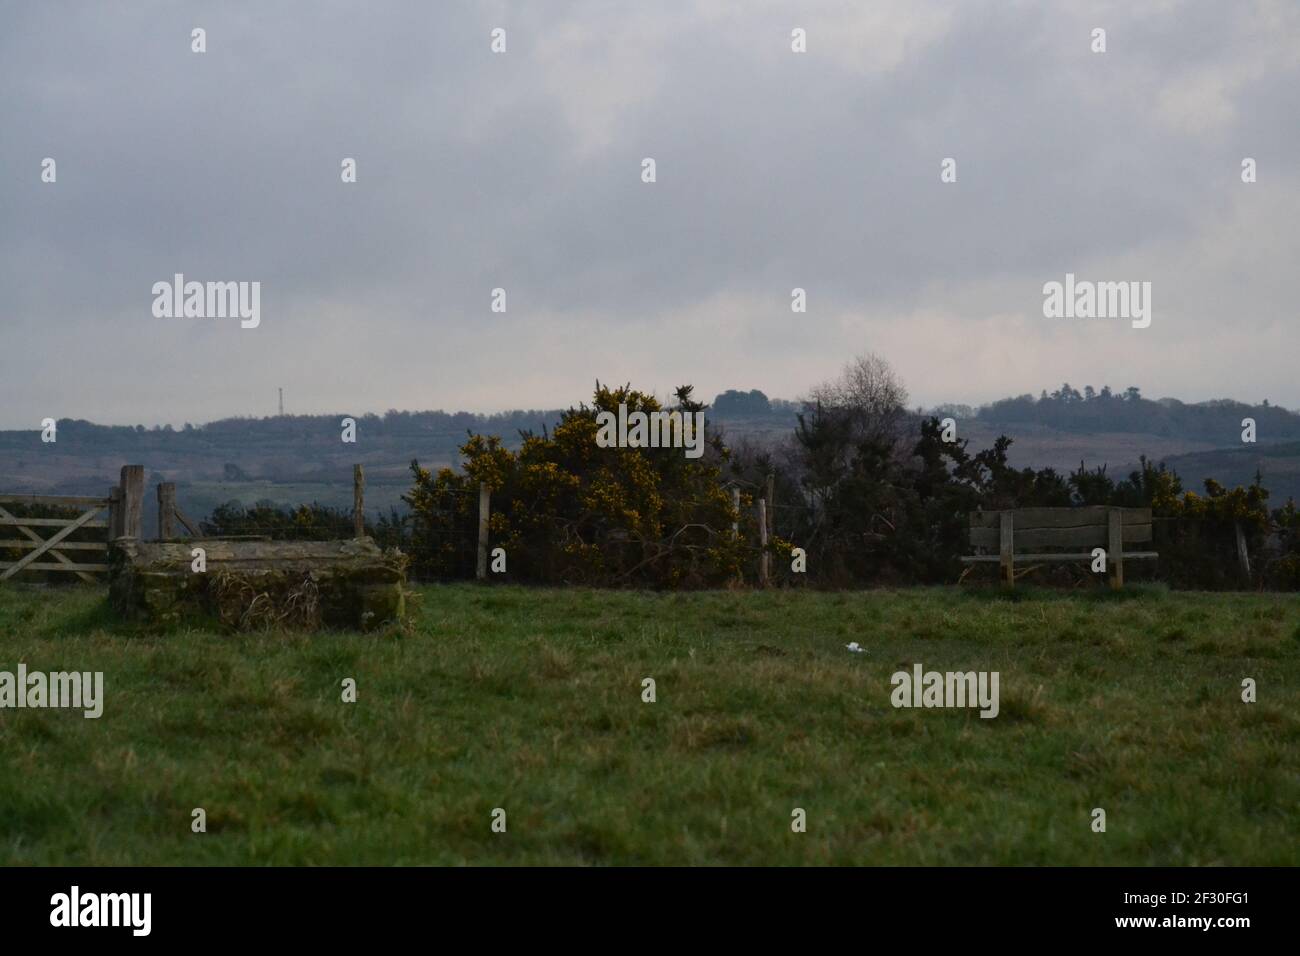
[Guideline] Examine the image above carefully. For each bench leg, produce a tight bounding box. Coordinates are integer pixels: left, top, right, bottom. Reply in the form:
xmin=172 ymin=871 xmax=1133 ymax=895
xmin=1108 ymin=508 xmax=1124 ymax=590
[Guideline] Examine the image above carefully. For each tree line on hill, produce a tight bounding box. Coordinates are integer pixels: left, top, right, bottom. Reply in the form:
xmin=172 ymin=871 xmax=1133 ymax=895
xmin=26 ymin=409 xmax=570 ymax=446
xmin=714 ymin=380 xmax=1300 ymax=445
xmin=954 ymin=384 xmax=1300 ymax=442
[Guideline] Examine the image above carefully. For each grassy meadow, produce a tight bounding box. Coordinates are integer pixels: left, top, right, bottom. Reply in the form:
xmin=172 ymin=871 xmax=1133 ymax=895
xmin=1 ymin=582 xmax=1297 ymax=866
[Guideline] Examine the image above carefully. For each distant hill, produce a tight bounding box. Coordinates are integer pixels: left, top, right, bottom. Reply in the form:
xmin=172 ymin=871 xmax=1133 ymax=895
xmin=0 ymin=408 xmax=566 ymax=483
xmin=3 ymin=387 xmax=1298 ymax=534
xmin=0 ymin=410 xmax=568 ymax=537
xmin=714 ymin=385 xmax=1300 ymax=446
xmin=932 ymin=386 xmax=1300 ymax=504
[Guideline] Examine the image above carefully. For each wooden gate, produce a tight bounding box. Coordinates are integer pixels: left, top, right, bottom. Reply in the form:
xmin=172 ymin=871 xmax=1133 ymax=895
xmin=0 ymin=494 xmax=111 ymax=582
xmin=0 ymin=465 xmax=144 ymax=583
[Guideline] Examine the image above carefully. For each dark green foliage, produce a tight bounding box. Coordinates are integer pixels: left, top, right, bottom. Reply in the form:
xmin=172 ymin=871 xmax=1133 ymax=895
xmin=758 ymin=409 xmax=1297 ymax=591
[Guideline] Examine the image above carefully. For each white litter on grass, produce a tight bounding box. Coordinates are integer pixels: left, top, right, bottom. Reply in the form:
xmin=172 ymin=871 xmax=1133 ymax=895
xmin=845 ymin=642 xmax=865 ymax=653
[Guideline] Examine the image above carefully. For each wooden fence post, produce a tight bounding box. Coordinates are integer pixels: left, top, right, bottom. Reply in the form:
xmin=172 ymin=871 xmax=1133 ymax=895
xmin=157 ymin=482 xmax=176 ymax=540
xmin=353 ymin=464 xmax=365 ymax=539
xmin=1107 ymin=507 xmax=1124 ymax=590
xmin=765 ymin=473 xmax=775 ymax=541
xmin=476 ymin=482 xmax=490 ymax=581
xmin=106 ymin=486 xmax=123 ymax=541
xmin=999 ymin=511 xmax=1014 ymax=589
xmin=120 ymin=465 xmax=144 ymax=542
xmin=731 ymin=486 xmax=742 ymax=584
xmin=758 ymin=498 xmax=770 ymax=587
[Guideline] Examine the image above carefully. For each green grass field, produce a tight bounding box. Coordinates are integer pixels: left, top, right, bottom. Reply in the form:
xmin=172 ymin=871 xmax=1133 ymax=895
xmin=1 ymin=583 xmax=1297 ymax=865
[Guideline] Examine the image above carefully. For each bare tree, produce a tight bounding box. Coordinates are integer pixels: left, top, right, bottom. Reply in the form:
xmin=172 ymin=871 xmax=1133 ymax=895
xmin=804 ymin=353 xmax=909 ymax=446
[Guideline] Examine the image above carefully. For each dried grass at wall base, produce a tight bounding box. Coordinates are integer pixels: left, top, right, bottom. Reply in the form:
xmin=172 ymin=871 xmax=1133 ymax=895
xmin=207 ymin=568 xmax=323 ymax=631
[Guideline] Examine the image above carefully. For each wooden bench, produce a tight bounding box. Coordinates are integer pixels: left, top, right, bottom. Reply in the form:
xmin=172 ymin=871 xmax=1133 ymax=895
xmin=960 ymin=506 xmax=1157 ymax=589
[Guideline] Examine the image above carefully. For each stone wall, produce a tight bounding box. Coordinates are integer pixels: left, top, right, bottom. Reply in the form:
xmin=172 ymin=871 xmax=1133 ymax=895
xmin=109 ymin=537 xmax=409 ymax=631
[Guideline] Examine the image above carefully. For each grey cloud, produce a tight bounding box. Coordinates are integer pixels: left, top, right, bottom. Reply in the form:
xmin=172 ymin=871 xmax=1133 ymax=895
xmin=1 ymin=0 xmax=1297 ymax=427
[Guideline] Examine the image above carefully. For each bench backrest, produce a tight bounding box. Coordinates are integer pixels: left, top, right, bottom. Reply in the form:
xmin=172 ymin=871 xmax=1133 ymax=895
xmin=969 ymin=507 xmax=1152 ymax=553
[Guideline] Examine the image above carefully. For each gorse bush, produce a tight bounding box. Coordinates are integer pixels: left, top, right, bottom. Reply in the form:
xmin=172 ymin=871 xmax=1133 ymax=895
xmin=405 ymin=383 xmax=748 ymax=586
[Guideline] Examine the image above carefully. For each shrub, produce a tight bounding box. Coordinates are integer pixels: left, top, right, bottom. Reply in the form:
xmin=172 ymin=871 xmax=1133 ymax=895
xmin=404 ymin=383 xmax=747 ymax=587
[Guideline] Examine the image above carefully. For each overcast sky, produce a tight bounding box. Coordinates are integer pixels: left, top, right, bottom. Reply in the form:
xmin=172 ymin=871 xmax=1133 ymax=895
xmin=1 ymin=0 xmax=1297 ymax=428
